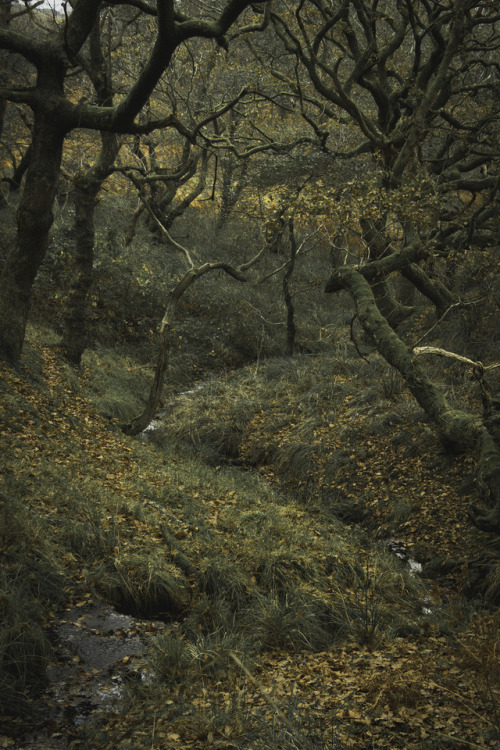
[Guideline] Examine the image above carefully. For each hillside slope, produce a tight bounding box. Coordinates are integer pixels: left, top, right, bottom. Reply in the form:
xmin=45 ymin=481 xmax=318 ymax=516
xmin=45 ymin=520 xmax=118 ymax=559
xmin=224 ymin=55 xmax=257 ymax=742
xmin=0 ymin=326 xmax=499 ymax=749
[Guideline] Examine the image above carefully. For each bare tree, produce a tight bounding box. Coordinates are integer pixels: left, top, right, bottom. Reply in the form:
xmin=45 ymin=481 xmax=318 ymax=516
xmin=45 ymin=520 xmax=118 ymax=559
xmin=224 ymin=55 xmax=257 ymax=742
xmin=122 ymin=193 xmax=266 ymax=435
xmin=0 ymin=0 xmax=266 ymax=368
xmin=262 ymin=0 xmax=499 ymax=314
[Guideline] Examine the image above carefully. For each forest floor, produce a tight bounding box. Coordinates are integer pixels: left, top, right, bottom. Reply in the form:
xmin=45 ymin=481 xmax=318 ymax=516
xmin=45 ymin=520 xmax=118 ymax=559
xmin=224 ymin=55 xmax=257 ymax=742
xmin=1 ymin=325 xmax=499 ymax=750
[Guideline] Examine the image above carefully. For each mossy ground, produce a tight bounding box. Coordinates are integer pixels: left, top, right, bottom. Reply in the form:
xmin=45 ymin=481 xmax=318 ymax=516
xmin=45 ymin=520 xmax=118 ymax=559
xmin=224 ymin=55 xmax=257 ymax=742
xmin=0 ymin=325 xmax=499 ymax=749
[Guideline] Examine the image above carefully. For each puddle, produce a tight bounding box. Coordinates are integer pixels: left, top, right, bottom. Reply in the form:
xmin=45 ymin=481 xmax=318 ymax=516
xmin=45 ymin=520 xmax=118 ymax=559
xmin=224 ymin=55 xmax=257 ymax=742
xmin=12 ymin=600 xmax=166 ymax=749
xmin=55 ymin=606 xmax=143 ymax=671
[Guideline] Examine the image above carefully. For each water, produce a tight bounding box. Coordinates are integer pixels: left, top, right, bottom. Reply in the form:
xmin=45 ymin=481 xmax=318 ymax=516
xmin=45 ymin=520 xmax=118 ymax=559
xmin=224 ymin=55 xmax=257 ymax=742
xmin=12 ymin=601 xmax=166 ymax=748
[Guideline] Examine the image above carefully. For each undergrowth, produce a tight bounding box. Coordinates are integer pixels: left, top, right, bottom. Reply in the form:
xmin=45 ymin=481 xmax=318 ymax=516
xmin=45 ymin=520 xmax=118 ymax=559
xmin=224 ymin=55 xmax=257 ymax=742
xmin=1 ymin=324 xmax=498 ymax=748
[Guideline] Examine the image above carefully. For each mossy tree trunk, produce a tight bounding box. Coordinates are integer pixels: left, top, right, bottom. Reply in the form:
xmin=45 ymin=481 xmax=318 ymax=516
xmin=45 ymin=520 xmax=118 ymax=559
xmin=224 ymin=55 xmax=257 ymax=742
xmin=359 ymin=217 xmax=454 ymax=323
xmin=60 ymin=133 xmax=120 ymax=365
xmin=60 ymin=19 xmax=121 ymax=365
xmin=359 ymin=218 xmax=417 ymax=327
xmin=122 ymin=261 xmax=251 ymax=436
xmin=401 ymin=263 xmax=453 ymax=317
xmin=0 ymin=112 xmax=66 ymax=367
xmin=326 ymin=263 xmax=500 ymax=534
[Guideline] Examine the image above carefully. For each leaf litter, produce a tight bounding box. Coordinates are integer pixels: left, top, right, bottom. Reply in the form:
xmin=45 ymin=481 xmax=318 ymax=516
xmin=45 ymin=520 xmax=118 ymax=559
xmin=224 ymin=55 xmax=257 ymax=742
xmin=0 ymin=333 xmax=499 ymax=749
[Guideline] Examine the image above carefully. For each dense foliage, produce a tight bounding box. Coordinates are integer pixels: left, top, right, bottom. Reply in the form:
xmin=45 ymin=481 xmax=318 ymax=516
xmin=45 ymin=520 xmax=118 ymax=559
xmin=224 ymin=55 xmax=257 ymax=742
xmin=1 ymin=0 xmax=499 ymax=746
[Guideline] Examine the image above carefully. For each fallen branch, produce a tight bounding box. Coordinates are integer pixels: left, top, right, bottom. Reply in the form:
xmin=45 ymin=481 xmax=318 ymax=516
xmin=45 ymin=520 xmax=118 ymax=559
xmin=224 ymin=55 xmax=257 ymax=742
xmin=412 ymin=346 xmax=483 ymax=370
xmin=413 ymin=346 xmax=500 ymax=374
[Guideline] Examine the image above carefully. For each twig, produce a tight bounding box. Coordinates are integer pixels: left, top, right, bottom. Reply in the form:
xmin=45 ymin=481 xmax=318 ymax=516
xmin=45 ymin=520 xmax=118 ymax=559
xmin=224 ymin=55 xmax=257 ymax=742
xmin=411 ymin=297 xmax=485 ymax=349
xmin=241 ymin=300 xmax=285 ymax=327
xmin=126 ymin=173 xmax=197 ymax=268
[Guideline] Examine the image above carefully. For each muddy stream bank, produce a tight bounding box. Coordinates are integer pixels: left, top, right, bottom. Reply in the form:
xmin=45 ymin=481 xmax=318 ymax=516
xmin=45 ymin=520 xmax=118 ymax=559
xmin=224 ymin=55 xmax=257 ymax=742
xmin=10 ymin=601 xmax=167 ymax=749
xmin=9 ymin=392 xmax=431 ymax=749
xmin=10 ymin=547 xmax=429 ymax=749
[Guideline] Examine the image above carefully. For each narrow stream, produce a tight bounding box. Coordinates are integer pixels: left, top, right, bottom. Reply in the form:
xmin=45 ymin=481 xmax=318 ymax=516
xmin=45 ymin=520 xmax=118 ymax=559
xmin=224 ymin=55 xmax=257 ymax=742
xmin=13 ymin=385 xmax=433 ymax=747
xmin=14 ymin=601 xmax=166 ymax=749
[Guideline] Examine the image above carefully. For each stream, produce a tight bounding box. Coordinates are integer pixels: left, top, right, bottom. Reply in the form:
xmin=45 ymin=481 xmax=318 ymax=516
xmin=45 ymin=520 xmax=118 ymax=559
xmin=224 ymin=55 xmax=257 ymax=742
xmin=10 ymin=388 xmax=430 ymax=747
xmin=10 ymin=544 xmax=428 ymax=749
xmin=11 ymin=600 xmax=167 ymax=749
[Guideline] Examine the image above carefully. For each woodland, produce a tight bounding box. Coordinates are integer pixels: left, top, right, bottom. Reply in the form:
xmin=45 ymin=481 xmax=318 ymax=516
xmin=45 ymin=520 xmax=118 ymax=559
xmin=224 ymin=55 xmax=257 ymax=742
xmin=0 ymin=0 xmax=500 ymax=747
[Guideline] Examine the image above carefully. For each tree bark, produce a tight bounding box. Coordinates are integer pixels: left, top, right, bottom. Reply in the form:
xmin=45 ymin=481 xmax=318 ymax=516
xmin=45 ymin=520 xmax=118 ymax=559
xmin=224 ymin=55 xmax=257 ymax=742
xmin=215 ymin=155 xmax=248 ymax=233
xmin=359 ymin=218 xmax=416 ymax=326
xmin=60 ymin=132 xmax=120 ymax=365
xmin=371 ymin=277 xmax=417 ymax=327
xmin=0 ymin=0 xmax=11 ymax=207
xmin=326 ymin=266 xmax=500 ymax=533
xmin=359 ymin=217 xmax=454 ymax=319
xmin=122 ymin=298 xmax=176 ymax=436
xmin=0 ymin=113 xmax=65 ymax=367
xmin=7 ymin=145 xmax=32 ymax=193
xmin=401 ymin=263 xmax=453 ymax=317
xmin=122 ymin=267 xmax=205 ymax=436
xmin=124 ymin=203 xmax=144 ymax=247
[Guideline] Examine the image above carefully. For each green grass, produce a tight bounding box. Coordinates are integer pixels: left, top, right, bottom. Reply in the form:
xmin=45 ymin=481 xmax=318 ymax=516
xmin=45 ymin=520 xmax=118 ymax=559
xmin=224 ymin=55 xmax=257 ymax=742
xmin=2 ymin=321 xmax=497 ymax=747
xmin=0 ymin=571 xmax=51 ymax=715
xmin=94 ymin=550 xmax=191 ymax=618
xmin=0 ymin=491 xmax=67 ymax=715
xmin=82 ymin=349 xmax=152 ymax=422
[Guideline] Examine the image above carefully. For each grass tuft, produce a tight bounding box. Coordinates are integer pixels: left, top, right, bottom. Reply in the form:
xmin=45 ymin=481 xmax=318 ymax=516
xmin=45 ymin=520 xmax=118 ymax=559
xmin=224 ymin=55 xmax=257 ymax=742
xmin=197 ymin=559 xmax=252 ymax=610
xmin=0 ymin=492 xmax=67 ymax=714
xmin=95 ymin=550 xmax=191 ymax=619
xmin=246 ymin=593 xmax=335 ymax=652
xmin=0 ymin=570 xmax=51 ymax=715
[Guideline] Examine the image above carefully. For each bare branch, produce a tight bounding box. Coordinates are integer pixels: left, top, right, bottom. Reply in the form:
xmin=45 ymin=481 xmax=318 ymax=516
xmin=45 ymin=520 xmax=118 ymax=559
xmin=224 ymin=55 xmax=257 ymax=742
xmin=127 ymin=173 xmax=197 ymax=268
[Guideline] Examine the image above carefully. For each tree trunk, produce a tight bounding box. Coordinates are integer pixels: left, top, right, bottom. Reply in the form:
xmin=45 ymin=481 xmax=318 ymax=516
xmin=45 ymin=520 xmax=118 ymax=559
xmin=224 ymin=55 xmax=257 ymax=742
xmin=8 ymin=145 xmax=32 ymax=194
xmin=123 ymin=321 xmax=173 ymax=436
xmin=0 ymin=114 xmax=65 ymax=367
xmin=215 ymin=157 xmax=248 ymax=233
xmin=371 ymin=277 xmax=417 ymax=327
xmin=359 ymin=218 xmax=416 ymax=326
xmin=60 ymin=13 xmax=120 ymax=365
xmin=122 ymin=272 xmax=196 ymax=436
xmin=125 ymin=203 xmax=144 ymax=246
xmin=401 ymin=263 xmax=453 ymax=317
xmin=359 ymin=217 xmax=454 ymax=321
xmin=60 ymin=133 xmax=120 ymax=365
xmin=122 ymin=253 xmax=257 ymax=436
xmin=59 ymin=177 xmax=96 ymax=364
xmin=0 ymin=0 xmax=11 ymax=206
xmin=326 ymin=266 xmax=500 ymax=533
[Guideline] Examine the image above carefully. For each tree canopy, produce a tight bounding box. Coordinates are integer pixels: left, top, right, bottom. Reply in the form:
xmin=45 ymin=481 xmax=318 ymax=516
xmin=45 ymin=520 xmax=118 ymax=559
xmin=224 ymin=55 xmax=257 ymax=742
xmin=1 ymin=0 xmax=499 ymax=529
